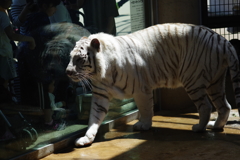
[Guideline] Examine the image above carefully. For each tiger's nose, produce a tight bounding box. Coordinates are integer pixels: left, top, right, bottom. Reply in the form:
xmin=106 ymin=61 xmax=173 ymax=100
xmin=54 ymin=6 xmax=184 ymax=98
xmin=66 ymin=70 xmax=74 ymax=76
xmin=66 ymin=66 xmax=75 ymax=76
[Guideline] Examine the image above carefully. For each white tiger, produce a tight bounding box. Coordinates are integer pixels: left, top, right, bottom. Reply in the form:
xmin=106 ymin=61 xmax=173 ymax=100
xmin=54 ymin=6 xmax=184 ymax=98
xmin=66 ymin=23 xmax=240 ymax=146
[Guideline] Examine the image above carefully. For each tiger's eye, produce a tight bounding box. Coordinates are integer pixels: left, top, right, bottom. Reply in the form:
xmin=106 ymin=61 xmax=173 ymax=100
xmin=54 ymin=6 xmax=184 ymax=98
xmin=76 ymin=58 xmax=81 ymax=63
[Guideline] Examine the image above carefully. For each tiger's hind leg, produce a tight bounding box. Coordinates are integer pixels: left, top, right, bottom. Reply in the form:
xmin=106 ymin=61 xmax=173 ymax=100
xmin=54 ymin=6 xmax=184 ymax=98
xmin=206 ymin=77 xmax=231 ymax=130
xmin=133 ymin=91 xmax=154 ymax=130
xmin=185 ymin=87 xmax=212 ymax=132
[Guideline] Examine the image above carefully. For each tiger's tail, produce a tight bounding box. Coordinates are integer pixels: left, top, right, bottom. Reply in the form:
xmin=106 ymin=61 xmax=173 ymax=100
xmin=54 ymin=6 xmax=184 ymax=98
xmin=227 ymin=42 xmax=240 ymax=114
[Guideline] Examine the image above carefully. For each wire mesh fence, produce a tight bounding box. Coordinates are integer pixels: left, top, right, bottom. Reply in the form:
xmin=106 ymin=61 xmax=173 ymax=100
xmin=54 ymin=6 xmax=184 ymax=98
xmin=208 ymin=0 xmax=240 ymax=16
xmin=203 ymin=0 xmax=240 ymax=41
xmin=213 ymin=27 xmax=240 ymax=40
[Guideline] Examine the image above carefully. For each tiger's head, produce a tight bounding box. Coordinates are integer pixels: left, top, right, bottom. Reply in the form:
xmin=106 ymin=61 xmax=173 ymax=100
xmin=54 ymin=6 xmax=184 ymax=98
xmin=66 ymin=37 xmax=101 ymax=82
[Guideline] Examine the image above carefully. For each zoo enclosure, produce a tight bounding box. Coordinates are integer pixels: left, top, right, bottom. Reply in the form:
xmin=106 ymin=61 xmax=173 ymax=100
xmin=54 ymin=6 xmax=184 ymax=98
xmin=201 ymin=0 xmax=240 ymax=40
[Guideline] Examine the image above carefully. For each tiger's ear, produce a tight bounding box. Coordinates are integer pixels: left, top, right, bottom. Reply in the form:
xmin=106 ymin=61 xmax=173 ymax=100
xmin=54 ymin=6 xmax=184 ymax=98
xmin=81 ymin=36 xmax=88 ymax=40
xmin=90 ymin=38 xmax=100 ymax=52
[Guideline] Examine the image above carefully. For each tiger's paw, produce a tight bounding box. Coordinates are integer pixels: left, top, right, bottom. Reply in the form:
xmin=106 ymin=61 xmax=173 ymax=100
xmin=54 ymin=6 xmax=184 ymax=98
xmin=192 ymin=124 xmax=206 ymax=132
xmin=206 ymin=121 xmax=215 ymax=129
xmin=75 ymin=135 xmax=94 ymax=147
xmin=207 ymin=121 xmax=224 ymax=131
xmin=133 ymin=121 xmax=151 ymax=131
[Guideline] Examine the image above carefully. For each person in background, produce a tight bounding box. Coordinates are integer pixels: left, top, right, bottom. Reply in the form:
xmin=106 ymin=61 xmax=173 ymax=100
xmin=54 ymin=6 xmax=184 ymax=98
xmin=10 ymin=0 xmax=38 ymax=35
xmin=0 ymin=0 xmax=35 ymax=103
xmin=10 ymin=0 xmax=71 ymax=36
xmin=63 ymin=0 xmax=84 ymax=26
xmin=82 ymin=0 xmax=119 ymax=35
xmin=49 ymin=0 xmax=72 ymax=24
xmin=0 ymin=0 xmax=35 ymax=141
xmin=16 ymin=0 xmax=65 ymax=131
xmin=65 ymin=0 xmax=119 ymax=35
xmin=47 ymin=80 xmax=69 ymax=120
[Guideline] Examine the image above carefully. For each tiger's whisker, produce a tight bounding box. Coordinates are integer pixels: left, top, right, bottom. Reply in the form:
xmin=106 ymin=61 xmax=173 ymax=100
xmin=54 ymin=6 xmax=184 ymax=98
xmin=78 ymin=78 xmax=87 ymax=93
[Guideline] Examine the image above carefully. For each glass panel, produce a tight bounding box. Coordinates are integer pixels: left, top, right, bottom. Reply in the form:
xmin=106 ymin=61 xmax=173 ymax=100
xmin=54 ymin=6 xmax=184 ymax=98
xmin=0 ymin=0 xmax=145 ymax=159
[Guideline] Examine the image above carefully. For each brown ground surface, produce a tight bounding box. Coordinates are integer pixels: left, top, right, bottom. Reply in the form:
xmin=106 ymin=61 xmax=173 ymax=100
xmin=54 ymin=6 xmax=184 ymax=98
xmin=41 ymin=109 xmax=240 ymax=160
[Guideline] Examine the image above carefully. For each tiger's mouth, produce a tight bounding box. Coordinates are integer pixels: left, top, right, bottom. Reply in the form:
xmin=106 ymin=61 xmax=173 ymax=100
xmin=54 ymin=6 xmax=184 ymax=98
xmin=66 ymin=72 xmax=80 ymax=82
xmin=66 ymin=66 xmax=79 ymax=82
xmin=69 ymin=77 xmax=80 ymax=82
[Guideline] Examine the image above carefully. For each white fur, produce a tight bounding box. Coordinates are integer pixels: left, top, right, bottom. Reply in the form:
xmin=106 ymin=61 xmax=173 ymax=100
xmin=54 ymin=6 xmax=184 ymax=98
xmin=66 ymin=23 xmax=240 ymax=146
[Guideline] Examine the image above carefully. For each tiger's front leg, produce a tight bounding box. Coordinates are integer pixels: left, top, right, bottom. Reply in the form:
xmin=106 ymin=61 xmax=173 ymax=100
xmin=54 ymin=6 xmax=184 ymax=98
xmin=133 ymin=91 xmax=154 ymax=130
xmin=75 ymin=94 xmax=110 ymax=146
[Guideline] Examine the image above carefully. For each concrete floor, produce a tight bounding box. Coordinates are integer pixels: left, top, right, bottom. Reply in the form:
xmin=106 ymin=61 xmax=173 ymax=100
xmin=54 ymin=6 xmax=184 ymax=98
xmin=41 ymin=109 xmax=240 ymax=160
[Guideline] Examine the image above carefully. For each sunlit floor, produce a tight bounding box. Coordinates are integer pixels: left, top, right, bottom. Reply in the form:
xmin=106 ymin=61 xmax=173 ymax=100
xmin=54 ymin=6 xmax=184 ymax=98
xmin=41 ymin=108 xmax=240 ymax=160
